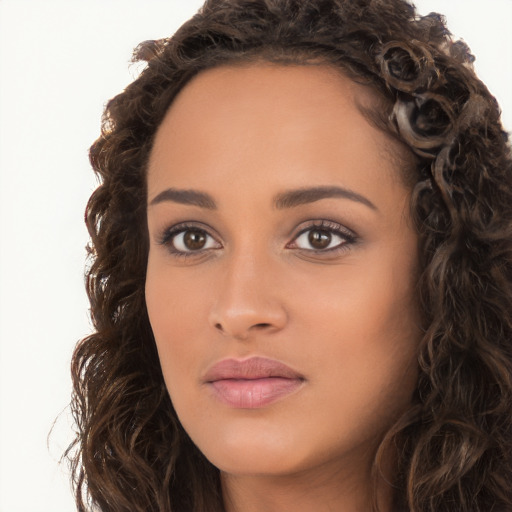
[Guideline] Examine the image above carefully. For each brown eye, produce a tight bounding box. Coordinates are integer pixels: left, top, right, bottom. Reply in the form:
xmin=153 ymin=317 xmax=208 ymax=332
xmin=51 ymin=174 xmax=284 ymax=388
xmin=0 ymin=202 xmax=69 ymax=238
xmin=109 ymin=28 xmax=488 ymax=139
xmin=183 ymin=229 xmax=207 ymax=250
xmin=169 ymin=228 xmax=220 ymax=253
xmin=292 ymin=224 xmax=350 ymax=252
xmin=308 ymin=229 xmax=332 ymax=249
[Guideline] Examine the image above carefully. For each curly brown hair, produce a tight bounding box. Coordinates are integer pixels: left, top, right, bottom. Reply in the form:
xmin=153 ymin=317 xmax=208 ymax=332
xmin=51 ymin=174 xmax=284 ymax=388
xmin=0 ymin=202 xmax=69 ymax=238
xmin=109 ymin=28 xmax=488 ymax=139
xmin=66 ymin=0 xmax=512 ymax=511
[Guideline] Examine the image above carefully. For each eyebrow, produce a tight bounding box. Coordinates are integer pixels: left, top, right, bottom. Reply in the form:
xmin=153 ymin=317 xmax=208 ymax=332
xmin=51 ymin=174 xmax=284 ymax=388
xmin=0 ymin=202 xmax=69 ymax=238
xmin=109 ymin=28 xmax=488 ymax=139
xmin=273 ymin=186 xmax=377 ymax=211
xmin=149 ymin=188 xmax=217 ymax=209
xmin=149 ymin=185 xmax=377 ymax=212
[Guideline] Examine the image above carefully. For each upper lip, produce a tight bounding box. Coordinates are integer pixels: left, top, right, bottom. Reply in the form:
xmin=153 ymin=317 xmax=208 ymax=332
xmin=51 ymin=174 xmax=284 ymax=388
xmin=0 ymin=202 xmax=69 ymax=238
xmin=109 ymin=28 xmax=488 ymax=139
xmin=203 ymin=356 xmax=304 ymax=382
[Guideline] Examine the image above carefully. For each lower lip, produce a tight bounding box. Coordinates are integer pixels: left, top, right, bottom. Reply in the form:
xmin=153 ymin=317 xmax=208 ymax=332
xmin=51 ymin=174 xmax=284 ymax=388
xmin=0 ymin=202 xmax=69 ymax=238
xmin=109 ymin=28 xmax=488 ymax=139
xmin=208 ymin=377 xmax=303 ymax=408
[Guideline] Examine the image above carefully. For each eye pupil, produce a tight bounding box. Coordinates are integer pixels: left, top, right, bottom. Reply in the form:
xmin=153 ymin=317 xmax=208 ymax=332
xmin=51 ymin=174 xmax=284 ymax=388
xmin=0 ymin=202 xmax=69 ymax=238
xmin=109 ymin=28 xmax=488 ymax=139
xmin=184 ymin=230 xmax=206 ymax=250
xmin=308 ymin=229 xmax=331 ymax=249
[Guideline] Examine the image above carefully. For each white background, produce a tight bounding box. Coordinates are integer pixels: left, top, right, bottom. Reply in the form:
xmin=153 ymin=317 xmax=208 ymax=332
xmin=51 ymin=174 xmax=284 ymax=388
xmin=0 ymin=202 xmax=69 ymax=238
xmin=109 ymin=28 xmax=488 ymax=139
xmin=0 ymin=1 xmax=510 ymax=511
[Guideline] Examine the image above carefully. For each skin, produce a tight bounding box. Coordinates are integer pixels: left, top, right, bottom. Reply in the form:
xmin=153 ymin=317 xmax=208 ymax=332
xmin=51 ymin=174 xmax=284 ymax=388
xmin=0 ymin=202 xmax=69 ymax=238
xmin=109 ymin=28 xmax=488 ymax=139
xmin=145 ymin=64 xmax=421 ymax=512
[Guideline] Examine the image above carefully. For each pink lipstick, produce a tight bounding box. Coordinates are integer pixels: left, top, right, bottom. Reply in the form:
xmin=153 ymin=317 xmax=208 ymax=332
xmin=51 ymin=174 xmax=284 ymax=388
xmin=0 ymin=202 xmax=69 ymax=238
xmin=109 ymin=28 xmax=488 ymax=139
xmin=203 ymin=357 xmax=305 ymax=408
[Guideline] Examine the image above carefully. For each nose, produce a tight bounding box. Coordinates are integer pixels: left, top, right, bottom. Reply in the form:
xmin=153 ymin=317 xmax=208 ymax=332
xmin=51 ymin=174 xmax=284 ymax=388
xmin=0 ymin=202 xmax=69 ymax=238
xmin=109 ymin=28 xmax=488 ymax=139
xmin=208 ymin=251 xmax=288 ymax=340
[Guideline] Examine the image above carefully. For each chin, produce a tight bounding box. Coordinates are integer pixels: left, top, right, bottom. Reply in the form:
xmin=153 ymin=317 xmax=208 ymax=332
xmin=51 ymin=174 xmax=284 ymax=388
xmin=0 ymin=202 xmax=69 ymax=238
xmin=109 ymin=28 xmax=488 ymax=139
xmin=188 ymin=420 xmax=311 ymax=476
xmin=190 ymin=421 xmax=356 ymax=480
xmin=210 ymin=447 xmax=310 ymax=477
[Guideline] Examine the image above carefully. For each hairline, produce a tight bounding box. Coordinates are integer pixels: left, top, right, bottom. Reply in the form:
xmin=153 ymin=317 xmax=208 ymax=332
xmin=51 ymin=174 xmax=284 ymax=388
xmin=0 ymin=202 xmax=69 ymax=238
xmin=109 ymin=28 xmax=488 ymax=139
xmin=146 ymin=54 xmax=420 ymax=192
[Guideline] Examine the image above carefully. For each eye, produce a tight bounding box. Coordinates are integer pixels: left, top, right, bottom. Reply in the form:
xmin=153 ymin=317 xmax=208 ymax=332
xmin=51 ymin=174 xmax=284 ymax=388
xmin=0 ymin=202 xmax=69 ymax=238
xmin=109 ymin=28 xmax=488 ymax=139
xmin=288 ymin=221 xmax=356 ymax=253
xmin=161 ymin=225 xmax=221 ymax=254
xmin=294 ymin=228 xmax=344 ymax=250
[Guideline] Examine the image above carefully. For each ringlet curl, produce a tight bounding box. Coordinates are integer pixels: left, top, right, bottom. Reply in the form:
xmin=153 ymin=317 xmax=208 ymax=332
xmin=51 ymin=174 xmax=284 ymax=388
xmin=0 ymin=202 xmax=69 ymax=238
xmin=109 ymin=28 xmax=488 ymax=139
xmin=66 ymin=1 xmax=512 ymax=511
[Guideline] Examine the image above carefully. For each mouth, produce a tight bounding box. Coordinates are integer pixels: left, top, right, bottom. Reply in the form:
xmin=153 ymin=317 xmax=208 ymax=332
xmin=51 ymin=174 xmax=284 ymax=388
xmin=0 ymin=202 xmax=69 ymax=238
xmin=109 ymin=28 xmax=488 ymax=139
xmin=203 ymin=357 xmax=305 ymax=409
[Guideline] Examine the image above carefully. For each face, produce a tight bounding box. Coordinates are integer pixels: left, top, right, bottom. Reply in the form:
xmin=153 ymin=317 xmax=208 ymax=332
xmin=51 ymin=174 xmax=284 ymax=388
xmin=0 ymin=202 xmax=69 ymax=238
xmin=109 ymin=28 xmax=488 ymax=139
xmin=145 ymin=64 xmax=421 ymax=482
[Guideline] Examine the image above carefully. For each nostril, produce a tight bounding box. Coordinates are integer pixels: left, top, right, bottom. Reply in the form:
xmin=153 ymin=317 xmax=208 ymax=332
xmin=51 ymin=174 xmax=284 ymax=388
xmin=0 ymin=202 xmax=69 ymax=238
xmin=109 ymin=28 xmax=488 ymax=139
xmin=214 ymin=322 xmax=271 ymax=334
xmin=254 ymin=323 xmax=272 ymax=329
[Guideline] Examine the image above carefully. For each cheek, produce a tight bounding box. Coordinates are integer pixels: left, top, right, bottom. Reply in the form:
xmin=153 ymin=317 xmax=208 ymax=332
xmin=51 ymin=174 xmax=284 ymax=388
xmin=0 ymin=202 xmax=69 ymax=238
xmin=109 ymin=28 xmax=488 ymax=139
xmin=145 ymin=260 xmax=215 ymax=395
xmin=294 ymin=249 xmax=420 ymax=402
xmin=146 ymin=254 xmax=212 ymax=334
xmin=298 ymin=259 xmax=419 ymax=347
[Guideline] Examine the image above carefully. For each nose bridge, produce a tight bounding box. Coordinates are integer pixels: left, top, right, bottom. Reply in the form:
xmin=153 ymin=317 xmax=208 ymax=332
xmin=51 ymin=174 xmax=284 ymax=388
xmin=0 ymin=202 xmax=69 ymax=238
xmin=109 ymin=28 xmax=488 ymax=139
xmin=209 ymin=243 xmax=287 ymax=339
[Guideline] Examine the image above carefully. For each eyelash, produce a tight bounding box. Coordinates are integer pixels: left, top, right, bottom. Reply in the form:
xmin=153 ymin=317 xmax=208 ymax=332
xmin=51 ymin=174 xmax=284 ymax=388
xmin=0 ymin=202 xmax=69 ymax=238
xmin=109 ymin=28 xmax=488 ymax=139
xmin=158 ymin=220 xmax=357 ymax=259
xmin=158 ymin=222 xmax=220 ymax=260
xmin=287 ymin=220 xmax=357 ymax=255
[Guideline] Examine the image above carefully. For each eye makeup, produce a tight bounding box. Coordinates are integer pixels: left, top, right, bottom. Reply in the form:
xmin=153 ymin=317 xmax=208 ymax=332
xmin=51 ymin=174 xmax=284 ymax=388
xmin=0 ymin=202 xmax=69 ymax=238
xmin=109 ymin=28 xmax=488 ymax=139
xmin=157 ymin=221 xmax=221 ymax=260
xmin=155 ymin=217 xmax=358 ymax=262
xmin=286 ymin=219 xmax=358 ymax=257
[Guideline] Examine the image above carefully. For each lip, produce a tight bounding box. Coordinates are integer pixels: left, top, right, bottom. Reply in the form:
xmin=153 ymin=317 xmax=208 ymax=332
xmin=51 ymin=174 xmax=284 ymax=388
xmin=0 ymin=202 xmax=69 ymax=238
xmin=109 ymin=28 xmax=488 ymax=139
xmin=203 ymin=357 xmax=305 ymax=409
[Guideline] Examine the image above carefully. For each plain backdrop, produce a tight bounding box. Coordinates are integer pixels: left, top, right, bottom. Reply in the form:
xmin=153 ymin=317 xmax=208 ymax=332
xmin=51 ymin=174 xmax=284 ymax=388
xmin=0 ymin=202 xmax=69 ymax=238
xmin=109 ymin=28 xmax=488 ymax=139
xmin=0 ymin=1 xmax=510 ymax=511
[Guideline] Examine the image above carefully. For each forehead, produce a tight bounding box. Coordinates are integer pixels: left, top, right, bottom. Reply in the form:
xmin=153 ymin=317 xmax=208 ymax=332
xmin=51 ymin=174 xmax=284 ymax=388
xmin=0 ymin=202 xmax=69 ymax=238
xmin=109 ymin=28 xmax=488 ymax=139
xmin=168 ymin=62 xmax=364 ymax=113
xmin=147 ymin=63 xmax=410 ymax=198
xmin=152 ymin=63 xmax=376 ymax=145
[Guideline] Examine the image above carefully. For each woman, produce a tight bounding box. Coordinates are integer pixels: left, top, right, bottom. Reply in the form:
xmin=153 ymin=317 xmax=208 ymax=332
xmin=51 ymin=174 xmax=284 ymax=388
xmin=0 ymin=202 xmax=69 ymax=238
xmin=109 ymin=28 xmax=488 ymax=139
xmin=67 ymin=0 xmax=512 ymax=510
